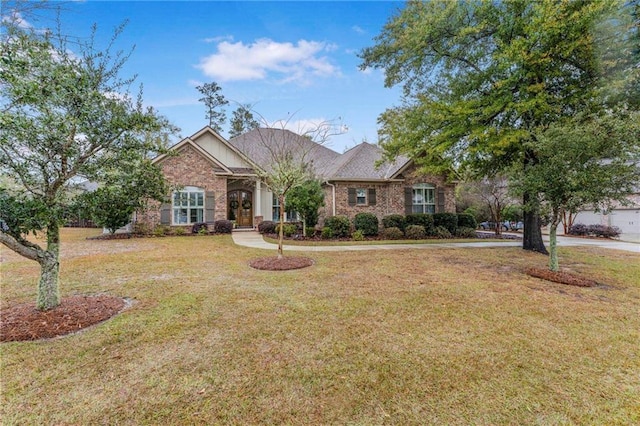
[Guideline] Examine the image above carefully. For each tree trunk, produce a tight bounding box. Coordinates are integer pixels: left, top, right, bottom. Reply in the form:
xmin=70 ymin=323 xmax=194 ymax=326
xmin=522 ymin=193 xmax=548 ymax=254
xmin=548 ymin=220 xmax=560 ymax=272
xmin=277 ymin=194 xmax=285 ymax=259
xmin=37 ymin=223 xmax=61 ymax=310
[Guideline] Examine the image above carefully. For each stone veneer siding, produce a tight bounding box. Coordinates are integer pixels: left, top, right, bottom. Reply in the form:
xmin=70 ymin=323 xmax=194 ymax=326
xmin=138 ymin=145 xmax=228 ymax=228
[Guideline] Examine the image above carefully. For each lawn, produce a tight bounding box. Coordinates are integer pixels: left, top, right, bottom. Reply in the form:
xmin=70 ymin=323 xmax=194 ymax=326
xmin=1 ymin=228 xmax=639 ymax=425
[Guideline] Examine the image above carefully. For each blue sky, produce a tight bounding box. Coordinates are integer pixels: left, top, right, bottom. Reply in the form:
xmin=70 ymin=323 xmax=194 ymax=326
xmin=10 ymin=1 xmax=406 ymax=153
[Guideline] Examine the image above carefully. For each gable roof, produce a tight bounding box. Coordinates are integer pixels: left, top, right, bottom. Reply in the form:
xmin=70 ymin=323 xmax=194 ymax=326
xmin=325 ymin=142 xmax=411 ymax=181
xmin=152 ymin=138 xmax=233 ymax=175
xmin=228 ymin=128 xmax=341 ymax=175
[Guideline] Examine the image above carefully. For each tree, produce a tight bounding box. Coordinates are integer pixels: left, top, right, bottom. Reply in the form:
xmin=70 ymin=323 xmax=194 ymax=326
xmin=246 ymin=116 xmax=344 ymax=258
xmin=360 ymin=0 xmax=638 ymax=254
xmin=196 ymin=81 xmax=228 ymax=133
xmin=286 ymin=179 xmax=325 ymax=237
xmin=511 ymin=112 xmax=640 ymax=272
xmin=229 ymin=103 xmax=259 ymax=138
xmin=0 ymin=21 xmax=175 ymax=310
xmin=469 ymin=176 xmax=512 ymax=236
xmin=78 ymin=160 xmax=169 ymax=234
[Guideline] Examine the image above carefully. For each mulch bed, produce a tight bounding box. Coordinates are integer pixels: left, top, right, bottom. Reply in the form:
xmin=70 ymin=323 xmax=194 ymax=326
xmin=525 ymin=267 xmax=599 ymax=287
xmin=1 ymin=294 xmax=126 ymax=343
xmin=249 ymin=256 xmax=314 ymax=271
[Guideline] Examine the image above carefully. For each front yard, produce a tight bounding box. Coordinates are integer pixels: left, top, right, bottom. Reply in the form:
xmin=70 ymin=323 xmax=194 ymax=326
xmin=1 ymin=228 xmax=639 ymax=424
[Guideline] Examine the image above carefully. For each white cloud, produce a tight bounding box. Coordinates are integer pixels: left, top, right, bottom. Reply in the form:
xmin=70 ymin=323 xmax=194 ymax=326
xmin=1 ymin=11 xmax=32 ymax=29
xmin=196 ymin=38 xmax=340 ymax=84
xmin=203 ymin=35 xmax=234 ymax=44
xmin=352 ymin=25 xmax=365 ymax=35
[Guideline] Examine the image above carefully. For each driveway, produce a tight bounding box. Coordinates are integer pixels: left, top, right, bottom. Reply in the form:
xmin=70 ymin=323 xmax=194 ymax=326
xmin=232 ymin=231 xmax=639 ymax=253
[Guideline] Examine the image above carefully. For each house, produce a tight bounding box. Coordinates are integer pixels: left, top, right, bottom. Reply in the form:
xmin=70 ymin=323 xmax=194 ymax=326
xmin=573 ymin=192 xmax=640 ymax=243
xmin=138 ymin=126 xmax=456 ymax=230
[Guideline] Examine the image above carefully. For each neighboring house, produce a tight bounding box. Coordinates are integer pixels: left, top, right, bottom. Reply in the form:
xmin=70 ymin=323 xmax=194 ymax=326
xmin=138 ymin=126 xmax=456 ymax=230
xmin=573 ymin=192 xmax=640 ymax=242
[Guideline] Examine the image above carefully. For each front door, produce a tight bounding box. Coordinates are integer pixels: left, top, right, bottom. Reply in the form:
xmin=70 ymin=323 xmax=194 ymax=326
xmin=228 ymin=190 xmax=253 ymax=227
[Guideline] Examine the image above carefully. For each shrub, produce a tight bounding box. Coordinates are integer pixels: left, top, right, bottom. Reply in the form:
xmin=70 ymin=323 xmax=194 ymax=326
xmin=568 ymin=223 xmax=589 ymax=236
xmin=405 ymin=224 xmax=426 ymax=240
xmin=321 ymin=226 xmax=334 ymax=239
xmin=455 ymin=226 xmax=478 ymax=238
xmin=214 ymin=220 xmax=233 ymax=234
xmin=276 ymin=223 xmax=297 ymax=237
xmin=433 ymin=213 xmax=458 ymax=234
xmin=352 ymin=229 xmax=365 ymax=241
xmin=174 ymin=227 xmax=186 ymax=236
xmin=324 ymin=215 xmax=351 ymax=237
xmin=258 ymin=220 xmax=277 ymax=234
xmin=405 ymin=213 xmax=434 ymax=235
xmin=432 ymin=225 xmax=452 ymax=239
xmin=382 ymin=214 xmax=406 ymax=232
xmin=382 ymin=226 xmax=404 ymax=240
xmin=132 ymin=222 xmax=151 ymax=236
xmin=354 ymin=212 xmax=379 ymax=236
xmin=587 ymin=224 xmax=621 ymax=238
xmin=457 ymin=213 xmax=477 ymax=230
xmin=153 ymin=225 xmax=169 ymax=237
xmin=192 ymin=222 xmax=208 ymax=234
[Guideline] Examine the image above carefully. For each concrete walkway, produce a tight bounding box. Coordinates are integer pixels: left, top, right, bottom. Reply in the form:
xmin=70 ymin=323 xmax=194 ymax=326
xmin=231 ymin=231 xmax=639 ymax=253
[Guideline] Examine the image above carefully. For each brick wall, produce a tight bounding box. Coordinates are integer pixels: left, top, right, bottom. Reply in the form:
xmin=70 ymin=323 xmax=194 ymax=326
xmin=137 ymin=144 xmax=227 ymax=228
xmin=319 ymin=165 xmax=456 ymax=224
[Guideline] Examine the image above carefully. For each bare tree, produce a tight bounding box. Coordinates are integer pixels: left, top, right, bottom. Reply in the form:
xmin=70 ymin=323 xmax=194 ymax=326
xmin=238 ymin=114 xmax=345 ymax=258
xmin=470 ymin=176 xmax=512 ymax=236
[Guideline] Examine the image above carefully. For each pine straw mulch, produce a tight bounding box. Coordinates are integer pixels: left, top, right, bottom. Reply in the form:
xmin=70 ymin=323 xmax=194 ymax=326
xmin=1 ymin=294 xmax=126 ymax=343
xmin=249 ymin=256 xmax=314 ymax=271
xmin=525 ymin=267 xmax=600 ymax=287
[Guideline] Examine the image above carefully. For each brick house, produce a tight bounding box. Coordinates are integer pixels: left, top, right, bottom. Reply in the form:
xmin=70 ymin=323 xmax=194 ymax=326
xmin=139 ymin=126 xmax=456 ymax=229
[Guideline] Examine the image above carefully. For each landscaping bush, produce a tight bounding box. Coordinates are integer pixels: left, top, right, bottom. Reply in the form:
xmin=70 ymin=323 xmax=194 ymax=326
xmin=174 ymin=227 xmax=186 ymax=236
xmin=324 ymin=215 xmax=351 ymax=237
xmin=457 ymin=213 xmax=477 ymax=230
xmin=587 ymin=224 xmax=621 ymax=238
xmin=354 ymin=212 xmax=379 ymax=236
xmin=321 ymin=226 xmax=334 ymax=239
xmin=192 ymin=222 xmax=208 ymax=234
xmin=352 ymin=229 xmax=365 ymax=241
xmin=432 ymin=225 xmax=452 ymax=239
xmin=405 ymin=224 xmax=426 ymax=240
xmin=382 ymin=226 xmax=404 ymax=240
xmin=382 ymin=214 xmax=406 ymax=232
xmin=433 ymin=213 xmax=458 ymax=235
xmin=405 ymin=213 xmax=434 ymax=235
xmin=214 ymin=220 xmax=233 ymax=234
xmin=568 ymin=223 xmax=589 ymax=236
xmin=132 ymin=222 xmax=152 ymax=236
xmin=153 ymin=225 xmax=169 ymax=237
xmin=276 ymin=223 xmax=297 ymax=237
xmin=455 ymin=226 xmax=478 ymax=238
xmin=258 ymin=220 xmax=277 ymax=234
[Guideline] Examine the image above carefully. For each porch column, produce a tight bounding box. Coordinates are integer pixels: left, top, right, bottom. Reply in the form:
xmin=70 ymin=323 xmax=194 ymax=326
xmin=255 ymin=180 xmax=262 ymax=217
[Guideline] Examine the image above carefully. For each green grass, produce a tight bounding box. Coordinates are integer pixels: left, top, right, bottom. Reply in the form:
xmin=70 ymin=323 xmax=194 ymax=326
xmin=264 ymin=235 xmax=498 ymax=246
xmin=2 ymin=228 xmax=639 ymax=424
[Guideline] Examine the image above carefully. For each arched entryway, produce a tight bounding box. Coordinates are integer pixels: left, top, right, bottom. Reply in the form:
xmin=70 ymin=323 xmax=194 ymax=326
xmin=228 ymin=190 xmax=253 ymax=227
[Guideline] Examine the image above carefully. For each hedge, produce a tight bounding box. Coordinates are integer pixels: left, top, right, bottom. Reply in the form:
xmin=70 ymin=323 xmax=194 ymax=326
xmin=354 ymin=212 xmax=379 ymax=236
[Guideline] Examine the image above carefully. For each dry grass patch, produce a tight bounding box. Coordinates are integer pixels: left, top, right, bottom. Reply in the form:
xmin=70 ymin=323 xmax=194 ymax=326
xmin=1 ymin=229 xmax=639 ymax=424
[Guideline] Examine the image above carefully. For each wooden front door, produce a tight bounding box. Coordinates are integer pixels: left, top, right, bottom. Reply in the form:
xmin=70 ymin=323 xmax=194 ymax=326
xmin=228 ymin=190 xmax=253 ymax=227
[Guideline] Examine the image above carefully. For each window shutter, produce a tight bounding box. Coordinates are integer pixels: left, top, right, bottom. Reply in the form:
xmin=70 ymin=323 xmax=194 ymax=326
xmin=348 ymin=188 xmax=356 ymax=206
xmin=404 ymin=187 xmax=413 ymax=215
xmin=205 ymin=191 xmax=216 ymax=223
xmin=160 ymin=203 xmax=171 ymax=225
xmin=368 ymin=188 xmax=376 ymax=206
xmin=437 ymin=187 xmax=446 ymax=213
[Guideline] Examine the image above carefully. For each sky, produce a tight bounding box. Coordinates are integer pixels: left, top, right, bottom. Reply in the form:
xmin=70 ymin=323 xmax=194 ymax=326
xmin=7 ymin=1 xmax=407 ymax=153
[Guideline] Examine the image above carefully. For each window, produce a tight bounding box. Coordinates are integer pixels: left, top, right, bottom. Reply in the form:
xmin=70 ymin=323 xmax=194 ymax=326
xmin=173 ymin=187 xmax=204 ymax=224
xmin=412 ymin=183 xmax=435 ymax=214
xmin=272 ymin=194 xmax=298 ymax=222
xmin=348 ymin=188 xmax=376 ymax=206
xmin=356 ymin=188 xmax=367 ymax=205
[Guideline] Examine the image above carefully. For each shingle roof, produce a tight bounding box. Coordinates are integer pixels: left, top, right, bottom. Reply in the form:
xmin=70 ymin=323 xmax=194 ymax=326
xmin=227 ymin=128 xmax=411 ymax=181
xmin=325 ymin=142 xmax=410 ymax=180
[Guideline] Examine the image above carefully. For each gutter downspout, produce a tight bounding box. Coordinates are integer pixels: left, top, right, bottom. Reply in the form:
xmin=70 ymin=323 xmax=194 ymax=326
xmin=325 ymin=181 xmax=336 ymax=216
